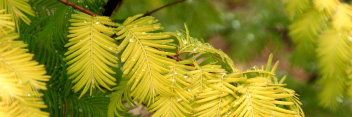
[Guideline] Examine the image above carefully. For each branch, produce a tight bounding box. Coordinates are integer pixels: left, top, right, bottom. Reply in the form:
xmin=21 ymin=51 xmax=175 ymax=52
xmin=154 ymin=47 xmax=181 ymax=61
xmin=59 ymin=0 xmax=98 ymax=16
xmin=143 ymin=0 xmax=186 ymax=17
xmin=167 ymin=55 xmax=181 ymax=61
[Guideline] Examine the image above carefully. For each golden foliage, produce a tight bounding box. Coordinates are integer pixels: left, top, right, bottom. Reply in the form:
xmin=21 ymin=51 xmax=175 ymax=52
xmin=115 ymin=14 xmax=176 ymax=104
xmin=0 ymin=10 xmax=15 ymax=35
xmin=332 ymin=4 xmax=352 ymax=30
xmin=313 ymin=0 xmax=339 ymax=14
xmin=176 ymin=26 xmax=237 ymax=72
xmin=65 ymin=13 xmax=119 ymax=97
xmin=287 ymin=0 xmax=352 ymax=109
xmin=289 ymin=9 xmax=327 ymax=45
xmin=317 ymin=30 xmax=352 ymax=108
xmin=0 ymin=0 xmax=35 ymax=25
xmin=0 ymin=10 xmax=49 ymax=116
xmin=166 ymin=30 xmax=304 ymax=117
xmin=192 ymin=56 xmax=304 ymax=117
xmin=149 ymin=62 xmax=193 ymax=117
xmin=192 ymin=69 xmax=234 ymax=117
xmin=0 ymin=1 xmax=306 ymax=116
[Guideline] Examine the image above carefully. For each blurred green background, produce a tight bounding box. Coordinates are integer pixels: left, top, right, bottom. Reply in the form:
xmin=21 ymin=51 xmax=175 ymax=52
xmin=112 ymin=0 xmax=352 ymax=116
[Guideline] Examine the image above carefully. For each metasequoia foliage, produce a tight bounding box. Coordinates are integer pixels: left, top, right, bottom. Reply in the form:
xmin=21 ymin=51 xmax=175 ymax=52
xmin=0 ymin=9 xmax=50 ymax=117
xmin=0 ymin=0 xmax=34 ymax=27
xmin=65 ymin=13 xmax=118 ymax=97
xmin=286 ymin=0 xmax=352 ymax=109
xmin=115 ymin=14 xmax=176 ymax=105
xmin=149 ymin=62 xmax=193 ymax=116
xmin=0 ymin=0 xmax=305 ymax=116
xmin=105 ymin=17 xmax=304 ymax=116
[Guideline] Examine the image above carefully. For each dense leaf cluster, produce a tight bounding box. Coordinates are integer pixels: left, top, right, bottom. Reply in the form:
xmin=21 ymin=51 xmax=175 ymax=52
xmin=0 ymin=0 xmax=304 ymax=116
xmin=286 ymin=0 xmax=352 ymax=109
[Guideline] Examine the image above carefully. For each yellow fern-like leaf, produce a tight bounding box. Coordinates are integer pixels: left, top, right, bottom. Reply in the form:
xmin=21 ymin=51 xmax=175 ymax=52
xmin=191 ymin=55 xmax=304 ymax=117
xmin=288 ymin=0 xmax=352 ymax=109
xmin=149 ymin=62 xmax=193 ymax=117
xmin=0 ymin=0 xmax=35 ymax=25
xmin=188 ymin=64 xmax=226 ymax=96
xmin=317 ymin=30 xmax=352 ymax=108
xmin=0 ymin=33 xmax=50 ymax=116
xmin=229 ymin=67 xmax=303 ymax=116
xmin=289 ymin=8 xmax=327 ymax=45
xmin=289 ymin=8 xmax=327 ymax=69
xmin=332 ymin=4 xmax=352 ymax=30
xmin=313 ymin=0 xmax=339 ymax=14
xmin=115 ymin=14 xmax=176 ymax=104
xmin=65 ymin=13 xmax=118 ymax=97
xmin=230 ymin=80 xmax=296 ymax=117
xmin=0 ymin=34 xmax=49 ymax=91
xmin=0 ymin=9 xmax=15 ymax=35
xmin=176 ymin=26 xmax=237 ymax=72
xmin=193 ymin=73 xmax=237 ymax=117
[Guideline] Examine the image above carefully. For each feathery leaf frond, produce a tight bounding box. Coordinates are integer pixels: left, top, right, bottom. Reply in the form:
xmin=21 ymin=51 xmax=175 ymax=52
xmin=332 ymin=4 xmax=352 ymax=30
xmin=65 ymin=13 xmax=118 ymax=97
xmin=317 ymin=30 xmax=352 ymax=108
xmin=230 ymin=79 xmax=299 ymax=117
xmin=115 ymin=14 xmax=176 ymax=104
xmin=288 ymin=8 xmax=327 ymax=71
xmin=0 ymin=0 xmax=35 ymax=25
xmin=149 ymin=62 xmax=193 ymax=117
xmin=175 ymin=26 xmax=237 ymax=72
xmin=188 ymin=63 xmax=226 ymax=96
xmin=289 ymin=9 xmax=327 ymax=43
xmin=227 ymin=57 xmax=304 ymax=117
xmin=190 ymin=54 xmax=304 ymax=117
xmin=0 ymin=32 xmax=49 ymax=116
xmin=0 ymin=9 xmax=15 ymax=35
xmin=287 ymin=0 xmax=352 ymax=109
xmin=0 ymin=33 xmax=50 ymax=92
xmin=193 ymin=72 xmax=236 ymax=117
xmin=313 ymin=0 xmax=339 ymax=14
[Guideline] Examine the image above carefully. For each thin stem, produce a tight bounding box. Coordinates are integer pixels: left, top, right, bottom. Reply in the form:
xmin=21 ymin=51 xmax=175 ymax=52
xmin=59 ymin=0 xmax=98 ymax=16
xmin=167 ymin=55 xmax=181 ymax=61
xmin=143 ymin=0 xmax=186 ymax=17
xmin=63 ymin=103 xmax=66 ymax=117
xmin=155 ymin=47 xmax=181 ymax=61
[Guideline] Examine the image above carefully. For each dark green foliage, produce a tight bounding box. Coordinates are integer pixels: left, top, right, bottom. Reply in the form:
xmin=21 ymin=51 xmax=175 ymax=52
xmin=223 ymin=0 xmax=288 ymax=62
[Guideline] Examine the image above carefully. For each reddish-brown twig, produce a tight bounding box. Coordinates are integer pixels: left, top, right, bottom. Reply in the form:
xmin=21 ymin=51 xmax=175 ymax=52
xmin=59 ymin=0 xmax=98 ymax=16
xmin=143 ymin=0 xmax=186 ymax=17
